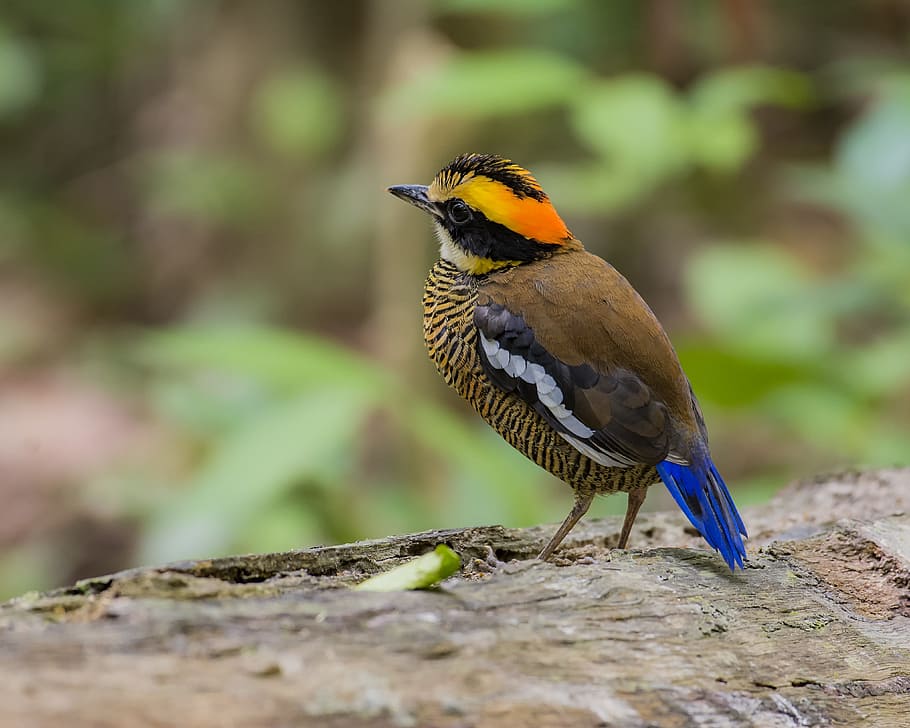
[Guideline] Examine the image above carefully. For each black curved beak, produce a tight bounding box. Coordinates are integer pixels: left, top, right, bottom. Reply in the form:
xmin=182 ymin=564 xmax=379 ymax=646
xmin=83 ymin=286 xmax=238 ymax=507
xmin=387 ymin=184 xmax=442 ymax=218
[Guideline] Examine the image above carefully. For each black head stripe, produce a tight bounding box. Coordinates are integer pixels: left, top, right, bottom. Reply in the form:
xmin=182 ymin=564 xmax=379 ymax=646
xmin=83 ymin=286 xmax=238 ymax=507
xmin=442 ymin=154 xmax=548 ymax=202
xmin=442 ymin=206 xmax=554 ymax=263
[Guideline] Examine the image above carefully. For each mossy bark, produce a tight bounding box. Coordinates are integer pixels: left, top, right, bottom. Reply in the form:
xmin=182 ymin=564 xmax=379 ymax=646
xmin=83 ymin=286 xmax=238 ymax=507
xmin=2 ymin=469 xmax=909 ymax=727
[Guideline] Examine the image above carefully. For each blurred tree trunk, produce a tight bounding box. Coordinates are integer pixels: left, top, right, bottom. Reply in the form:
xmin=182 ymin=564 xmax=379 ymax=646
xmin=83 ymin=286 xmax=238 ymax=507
xmin=3 ymin=469 xmax=909 ymax=727
xmin=355 ymin=1 xmax=462 ymax=497
xmin=360 ymin=0 xmax=437 ymax=379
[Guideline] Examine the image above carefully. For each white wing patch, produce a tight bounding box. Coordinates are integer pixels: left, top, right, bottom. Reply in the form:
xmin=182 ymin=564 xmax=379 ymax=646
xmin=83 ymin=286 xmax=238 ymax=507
xmin=560 ymin=433 xmax=637 ymax=468
xmin=478 ymin=331 xmax=637 ymax=464
xmin=666 ymin=452 xmax=690 ymax=465
xmin=506 ymin=355 xmax=526 ymax=378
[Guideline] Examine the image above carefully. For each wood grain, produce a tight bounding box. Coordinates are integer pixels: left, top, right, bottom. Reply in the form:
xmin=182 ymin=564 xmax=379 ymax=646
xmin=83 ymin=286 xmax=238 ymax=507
xmin=2 ymin=468 xmax=909 ymax=727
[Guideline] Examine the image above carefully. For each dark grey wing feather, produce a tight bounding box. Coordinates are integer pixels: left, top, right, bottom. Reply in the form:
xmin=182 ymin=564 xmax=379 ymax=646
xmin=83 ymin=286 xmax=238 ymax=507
xmin=474 ymin=300 xmax=670 ymax=467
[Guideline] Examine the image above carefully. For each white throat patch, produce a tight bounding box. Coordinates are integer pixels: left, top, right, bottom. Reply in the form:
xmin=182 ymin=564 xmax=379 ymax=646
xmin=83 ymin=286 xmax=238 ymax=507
xmin=432 ymin=222 xmax=518 ymax=275
xmin=434 ymin=222 xmax=461 ymax=267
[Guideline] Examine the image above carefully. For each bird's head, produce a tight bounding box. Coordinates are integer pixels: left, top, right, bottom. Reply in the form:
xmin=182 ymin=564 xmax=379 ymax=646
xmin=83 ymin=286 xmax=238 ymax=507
xmin=388 ymin=153 xmax=575 ymax=275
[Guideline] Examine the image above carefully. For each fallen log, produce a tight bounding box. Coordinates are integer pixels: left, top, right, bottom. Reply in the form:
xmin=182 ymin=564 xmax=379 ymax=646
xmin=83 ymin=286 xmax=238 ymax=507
xmin=2 ymin=468 xmax=909 ymax=727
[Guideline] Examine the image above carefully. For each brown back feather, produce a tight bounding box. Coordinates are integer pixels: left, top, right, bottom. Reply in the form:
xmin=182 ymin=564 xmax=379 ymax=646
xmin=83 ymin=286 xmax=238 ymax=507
xmin=478 ymin=248 xmax=697 ymax=440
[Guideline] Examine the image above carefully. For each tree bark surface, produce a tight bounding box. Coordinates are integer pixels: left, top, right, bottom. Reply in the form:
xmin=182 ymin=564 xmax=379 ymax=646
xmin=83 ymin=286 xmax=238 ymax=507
xmin=2 ymin=469 xmax=909 ymax=727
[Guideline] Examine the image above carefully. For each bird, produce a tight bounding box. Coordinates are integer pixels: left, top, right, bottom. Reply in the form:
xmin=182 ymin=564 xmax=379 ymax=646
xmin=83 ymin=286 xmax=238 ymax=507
xmin=388 ymin=153 xmax=747 ymax=570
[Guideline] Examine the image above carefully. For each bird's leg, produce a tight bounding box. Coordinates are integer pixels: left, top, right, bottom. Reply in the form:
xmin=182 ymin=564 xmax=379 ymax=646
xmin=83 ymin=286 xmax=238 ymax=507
xmin=617 ymin=486 xmax=648 ymax=549
xmin=537 ymin=491 xmax=595 ymax=561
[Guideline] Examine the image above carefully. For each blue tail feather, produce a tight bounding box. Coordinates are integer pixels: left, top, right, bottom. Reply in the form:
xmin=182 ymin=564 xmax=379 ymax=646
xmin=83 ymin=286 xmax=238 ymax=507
xmin=655 ymin=456 xmax=748 ymax=571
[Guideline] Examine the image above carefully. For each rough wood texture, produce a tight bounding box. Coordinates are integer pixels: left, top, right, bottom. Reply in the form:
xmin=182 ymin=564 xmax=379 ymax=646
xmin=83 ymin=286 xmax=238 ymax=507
xmin=2 ymin=469 xmax=909 ymax=727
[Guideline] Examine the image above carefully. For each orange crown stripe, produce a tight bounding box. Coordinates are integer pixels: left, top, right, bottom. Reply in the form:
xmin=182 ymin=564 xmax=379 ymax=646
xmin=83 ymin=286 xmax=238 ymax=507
xmin=452 ymin=177 xmax=570 ymax=245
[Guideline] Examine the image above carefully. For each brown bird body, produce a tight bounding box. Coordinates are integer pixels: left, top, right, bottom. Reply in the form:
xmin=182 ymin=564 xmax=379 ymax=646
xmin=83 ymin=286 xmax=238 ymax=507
xmin=391 ymin=153 xmax=748 ymax=568
xmin=423 ymin=253 xmax=663 ymax=498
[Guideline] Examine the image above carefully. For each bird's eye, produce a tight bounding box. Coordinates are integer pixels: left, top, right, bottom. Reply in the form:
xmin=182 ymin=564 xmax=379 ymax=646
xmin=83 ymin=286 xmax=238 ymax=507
xmin=447 ymin=200 xmax=472 ymax=225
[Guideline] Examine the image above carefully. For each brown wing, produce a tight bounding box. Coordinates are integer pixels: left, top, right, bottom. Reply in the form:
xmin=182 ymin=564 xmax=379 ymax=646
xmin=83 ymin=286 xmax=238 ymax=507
xmin=475 ymin=248 xmax=695 ymax=467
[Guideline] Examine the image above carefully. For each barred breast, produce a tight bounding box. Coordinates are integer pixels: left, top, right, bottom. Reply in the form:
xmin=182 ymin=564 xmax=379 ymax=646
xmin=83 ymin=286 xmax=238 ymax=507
xmin=422 ymin=259 xmax=656 ymax=496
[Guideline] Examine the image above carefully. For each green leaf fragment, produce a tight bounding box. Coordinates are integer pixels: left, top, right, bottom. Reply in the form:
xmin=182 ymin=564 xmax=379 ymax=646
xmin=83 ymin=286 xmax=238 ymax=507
xmin=354 ymin=545 xmax=461 ymax=592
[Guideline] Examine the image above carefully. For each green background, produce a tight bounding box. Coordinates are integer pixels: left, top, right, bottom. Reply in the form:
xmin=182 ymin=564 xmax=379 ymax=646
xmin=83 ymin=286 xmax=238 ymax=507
xmin=1 ymin=0 xmax=908 ymax=599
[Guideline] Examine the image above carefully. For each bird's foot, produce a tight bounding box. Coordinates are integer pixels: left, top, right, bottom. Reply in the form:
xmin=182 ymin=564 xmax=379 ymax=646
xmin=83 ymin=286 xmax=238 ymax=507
xmin=469 ymin=544 xmax=510 ymax=574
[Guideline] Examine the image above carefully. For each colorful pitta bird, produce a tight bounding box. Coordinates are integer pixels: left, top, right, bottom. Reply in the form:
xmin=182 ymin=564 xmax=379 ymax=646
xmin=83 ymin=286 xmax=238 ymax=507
xmin=388 ymin=154 xmax=747 ymax=570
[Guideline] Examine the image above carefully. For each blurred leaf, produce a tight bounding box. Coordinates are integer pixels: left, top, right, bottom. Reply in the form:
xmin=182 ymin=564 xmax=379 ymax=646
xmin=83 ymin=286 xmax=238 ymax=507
xmin=861 ymin=427 xmax=910 ymax=466
xmin=251 ymin=67 xmax=343 ymax=159
xmin=568 ymin=68 xmax=811 ymax=189
xmin=831 ymin=329 xmax=910 ymax=398
xmin=571 ymin=75 xmax=687 ymax=183
xmin=530 ymin=161 xmax=651 ymax=213
xmin=791 ymin=79 xmax=910 ymax=239
xmin=236 ymin=500 xmax=324 ymax=554
xmin=383 ymin=50 xmax=587 ymax=119
xmin=758 ymin=384 xmax=863 ymax=455
xmin=0 ymin=29 xmax=41 ymax=117
xmin=687 ymin=67 xmax=812 ymax=173
xmin=137 ymin=326 xmax=386 ymax=394
xmin=148 ymin=374 xmax=274 ymax=437
xmin=685 ymin=243 xmax=834 ymax=359
xmin=140 ymin=388 xmax=369 ymax=563
xmin=676 ymin=343 xmax=818 ymax=408
xmin=835 ymin=82 xmax=910 ymax=237
xmin=690 ymin=66 xmax=813 ymax=114
xmin=687 ymin=110 xmax=756 ymax=173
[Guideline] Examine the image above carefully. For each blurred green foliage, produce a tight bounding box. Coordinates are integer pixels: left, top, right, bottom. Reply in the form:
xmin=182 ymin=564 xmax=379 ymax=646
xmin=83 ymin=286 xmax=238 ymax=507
xmin=132 ymin=326 xmax=555 ymax=564
xmin=0 ymin=0 xmax=908 ymax=597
